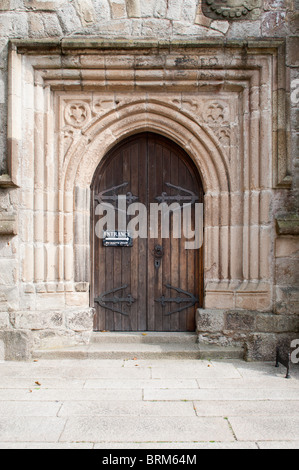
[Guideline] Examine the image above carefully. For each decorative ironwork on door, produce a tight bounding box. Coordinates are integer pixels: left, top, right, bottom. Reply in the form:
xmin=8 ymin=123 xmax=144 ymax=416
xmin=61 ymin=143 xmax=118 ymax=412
xmin=94 ymin=285 xmax=136 ymax=316
xmin=155 ymin=284 xmax=199 ymax=316
xmin=95 ymin=182 xmax=138 ymax=207
xmin=155 ymin=183 xmax=199 ymax=205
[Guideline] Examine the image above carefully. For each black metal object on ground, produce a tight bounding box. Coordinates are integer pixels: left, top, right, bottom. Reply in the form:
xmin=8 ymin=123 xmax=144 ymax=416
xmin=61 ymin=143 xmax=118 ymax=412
xmin=275 ymin=347 xmax=291 ymax=379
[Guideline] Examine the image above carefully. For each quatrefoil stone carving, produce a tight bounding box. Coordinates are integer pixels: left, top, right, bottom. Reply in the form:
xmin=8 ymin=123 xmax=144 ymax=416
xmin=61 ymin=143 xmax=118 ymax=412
xmin=64 ymin=101 xmax=91 ymax=129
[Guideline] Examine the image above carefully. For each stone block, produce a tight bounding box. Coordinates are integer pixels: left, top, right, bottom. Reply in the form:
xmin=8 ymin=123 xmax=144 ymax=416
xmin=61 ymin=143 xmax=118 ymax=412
xmin=93 ymin=0 xmax=111 ymax=21
xmin=196 ymin=309 xmax=225 ymax=333
xmin=12 ymin=311 xmax=64 ymax=330
xmin=244 ymin=333 xmax=297 ymax=362
xmin=173 ymin=21 xmax=220 ymax=37
xmin=125 ymin=0 xmax=141 ymax=17
xmin=274 ymin=286 xmax=299 ymax=315
xmin=195 ymin=3 xmax=212 ymax=28
xmin=33 ymin=329 xmax=89 ymax=350
xmin=287 ymin=37 xmax=299 ymax=67
xmin=0 ymin=0 xmax=11 ymax=10
xmin=276 ymin=213 xmax=299 ymax=235
xmin=66 ymin=308 xmax=94 ymax=331
xmin=141 ymin=18 xmax=172 ymax=37
xmin=110 ymin=0 xmax=127 ymax=19
xmin=181 ymin=0 xmax=198 ymax=23
xmin=27 ymin=13 xmax=44 ymax=38
xmin=262 ymin=11 xmax=288 ymax=37
xmin=74 ymin=0 xmax=96 ymax=25
xmin=291 ymin=107 xmax=299 ymax=134
xmin=35 ymin=293 xmax=65 ymax=311
xmin=0 ymin=286 xmax=19 ymax=312
xmin=154 ymin=0 xmax=167 ymax=18
xmin=235 ymin=287 xmax=271 ymax=311
xmin=165 ymin=0 xmax=182 ymax=20
xmin=0 ymin=13 xmax=28 ymax=37
xmin=276 ymin=237 xmax=299 ymax=258
xmin=227 ymin=20 xmax=261 ymax=38
xmin=275 ymin=257 xmax=299 ymax=286
xmin=139 ymin=0 xmax=155 ymax=17
xmin=0 ymin=312 xmax=9 ymax=328
xmin=288 ymin=11 xmax=299 ymax=35
xmin=210 ymin=20 xmax=230 ymax=34
xmin=41 ymin=13 xmax=63 ymax=36
xmin=56 ymin=3 xmax=82 ymax=34
xmin=263 ymin=0 xmax=292 ymax=9
xmin=256 ymin=313 xmax=299 ymax=333
xmin=0 ymin=70 xmax=5 ymax=105
xmin=0 ymin=338 xmax=4 ymax=360
xmin=0 ymin=330 xmax=32 ymax=361
xmin=0 ymin=0 xmax=23 ymax=10
xmin=0 ymin=259 xmax=17 ymax=285
xmin=65 ymin=292 xmax=89 ymax=307
xmin=24 ymin=0 xmax=66 ymax=10
xmin=75 ymin=282 xmax=89 ymax=292
xmin=0 ymin=39 xmax=8 ymax=69
xmin=225 ymin=311 xmax=255 ymax=332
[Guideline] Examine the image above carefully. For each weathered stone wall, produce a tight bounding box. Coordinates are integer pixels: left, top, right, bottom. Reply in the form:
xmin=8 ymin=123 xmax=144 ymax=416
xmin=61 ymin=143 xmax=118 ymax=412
xmin=0 ymin=0 xmax=298 ymax=360
xmin=0 ymin=1 xmax=297 ymax=173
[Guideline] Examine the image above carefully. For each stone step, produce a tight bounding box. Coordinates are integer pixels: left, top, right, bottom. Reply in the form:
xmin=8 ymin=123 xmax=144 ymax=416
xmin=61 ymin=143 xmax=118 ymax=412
xmin=90 ymin=332 xmax=198 ymax=344
xmin=33 ymin=341 xmax=244 ymax=361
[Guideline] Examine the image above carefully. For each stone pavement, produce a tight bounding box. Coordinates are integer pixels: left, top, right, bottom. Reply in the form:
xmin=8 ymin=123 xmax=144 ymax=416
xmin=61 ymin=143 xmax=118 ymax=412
xmin=0 ymin=358 xmax=298 ymax=449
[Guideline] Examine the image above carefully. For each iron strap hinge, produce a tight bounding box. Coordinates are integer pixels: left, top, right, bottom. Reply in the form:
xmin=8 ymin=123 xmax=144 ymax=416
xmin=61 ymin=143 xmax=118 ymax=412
xmin=94 ymin=183 xmax=138 ymax=206
xmin=155 ymin=183 xmax=199 ymax=205
xmin=155 ymin=284 xmax=199 ymax=315
xmin=94 ymin=285 xmax=136 ymax=316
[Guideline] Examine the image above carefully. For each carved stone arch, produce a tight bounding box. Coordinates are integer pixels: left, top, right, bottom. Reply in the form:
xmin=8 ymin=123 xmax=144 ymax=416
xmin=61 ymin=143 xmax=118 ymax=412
xmin=60 ymin=102 xmax=235 ymax=304
xmin=63 ymin=102 xmax=231 ymax=194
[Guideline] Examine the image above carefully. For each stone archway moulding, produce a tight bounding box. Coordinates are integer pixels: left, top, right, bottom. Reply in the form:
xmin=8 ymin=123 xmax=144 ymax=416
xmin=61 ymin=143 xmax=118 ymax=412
xmin=6 ymin=39 xmax=290 ymax=332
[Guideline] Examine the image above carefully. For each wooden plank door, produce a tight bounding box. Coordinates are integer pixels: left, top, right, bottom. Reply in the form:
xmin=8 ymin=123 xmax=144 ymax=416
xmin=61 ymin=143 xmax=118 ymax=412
xmin=91 ymin=133 xmax=203 ymax=332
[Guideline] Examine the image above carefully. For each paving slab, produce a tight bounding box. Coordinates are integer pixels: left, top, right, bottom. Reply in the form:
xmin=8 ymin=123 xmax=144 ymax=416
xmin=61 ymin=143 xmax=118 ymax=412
xmin=151 ymin=363 xmax=242 ymax=379
xmin=58 ymin=400 xmax=196 ymax=417
xmin=0 ymin=358 xmax=298 ymax=449
xmin=196 ymin=377 xmax=299 ymax=389
xmin=0 ymin=362 xmax=152 ymax=379
xmin=258 ymin=442 xmax=299 ymax=449
xmin=235 ymin=362 xmax=299 ymax=379
xmin=194 ymin=401 xmax=299 ymax=417
xmin=144 ymin=388 xmax=299 ymax=401
xmin=0 ymin=417 xmax=66 ymax=443
xmin=0 ymin=401 xmax=62 ymax=417
xmin=0 ymin=378 xmax=85 ymax=389
xmin=229 ymin=416 xmax=299 ymax=441
xmin=84 ymin=378 xmax=199 ymax=389
xmin=60 ymin=416 xmax=235 ymax=443
xmin=0 ymin=442 xmax=94 ymax=449
xmin=93 ymin=442 xmax=259 ymax=449
xmin=0 ymin=389 xmax=143 ymax=402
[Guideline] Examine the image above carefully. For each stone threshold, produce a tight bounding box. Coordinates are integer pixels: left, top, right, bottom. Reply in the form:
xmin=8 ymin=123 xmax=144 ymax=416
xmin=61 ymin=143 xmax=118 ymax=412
xmin=32 ymin=334 xmax=244 ymax=361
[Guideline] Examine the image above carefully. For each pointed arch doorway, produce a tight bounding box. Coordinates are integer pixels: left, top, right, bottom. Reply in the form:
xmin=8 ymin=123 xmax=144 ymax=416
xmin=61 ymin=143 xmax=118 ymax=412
xmin=91 ymin=133 xmax=204 ymax=332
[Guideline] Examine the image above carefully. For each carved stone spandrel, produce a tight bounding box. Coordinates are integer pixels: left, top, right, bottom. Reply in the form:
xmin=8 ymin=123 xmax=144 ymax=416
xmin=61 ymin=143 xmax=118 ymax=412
xmin=64 ymin=100 xmax=92 ymax=129
xmin=202 ymin=0 xmax=262 ymax=20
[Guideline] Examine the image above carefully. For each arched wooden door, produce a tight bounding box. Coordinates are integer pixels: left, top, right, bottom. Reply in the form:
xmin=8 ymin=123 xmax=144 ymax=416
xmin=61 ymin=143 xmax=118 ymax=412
xmin=91 ymin=133 xmax=204 ymax=332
